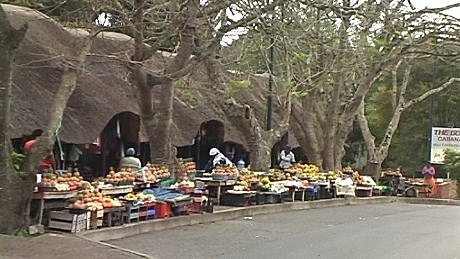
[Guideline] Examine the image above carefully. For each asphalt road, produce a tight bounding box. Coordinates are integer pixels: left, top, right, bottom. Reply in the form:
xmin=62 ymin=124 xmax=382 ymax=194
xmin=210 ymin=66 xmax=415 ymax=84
xmin=107 ymin=203 xmax=460 ymax=259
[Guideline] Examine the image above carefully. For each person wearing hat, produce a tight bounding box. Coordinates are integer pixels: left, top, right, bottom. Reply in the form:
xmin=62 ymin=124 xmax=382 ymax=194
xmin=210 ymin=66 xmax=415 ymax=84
xmin=119 ymin=147 xmax=141 ymax=171
xmin=279 ymin=145 xmax=295 ymax=169
xmin=204 ymin=148 xmax=232 ymax=172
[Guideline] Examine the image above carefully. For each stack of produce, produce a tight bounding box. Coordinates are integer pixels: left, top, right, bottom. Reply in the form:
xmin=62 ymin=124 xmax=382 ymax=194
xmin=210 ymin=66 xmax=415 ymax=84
xmin=145 ymin=162 xmax=171 ymax=180
xmin=268 ymin=169 xmax=293 ymax=181
xmin=69 ymin=188 xmax=123 ymax=210
xmin=356 ymin=175 xmax=376 ymax=186
xmin=184 ymin=160 xmax=196 ymax=173
xmin=238 ymin=168 xmax=259 ymax=183
xmin=38 ymin=170 xmax=85 ymax=191
xmin=122 ymin=192 xmax=156 ymax=203
xmin=136 ymin=167 xmax=156 ymax=182
xmin=175 ymin=160 xmax=189 ymax=181
xmin=285 ymin=163 xmax=321 ymax=179
xmin=257 ymin=176 xmax=272 ymax=191
xmin=104 ymin=167 xmax=136 ymax=185
xmin=381 ymin=168 xmax=403 ymax=177
xmin=212 ymin=165 xmax=238 ymax=180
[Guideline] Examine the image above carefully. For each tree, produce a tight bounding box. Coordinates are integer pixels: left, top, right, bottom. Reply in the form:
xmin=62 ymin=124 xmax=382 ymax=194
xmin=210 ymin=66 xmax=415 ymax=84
xmin=358 ymin=58 xmax=459 ymax=179
xmin=0 ymin=4 xmax=29 ymax=234
xmin=108 ymin=0 xmax=285 ymax=165
xmin=261 ymin=0 xmax=460 ymax=171
xmin=0 ymin=2 xmax=105 ymax=234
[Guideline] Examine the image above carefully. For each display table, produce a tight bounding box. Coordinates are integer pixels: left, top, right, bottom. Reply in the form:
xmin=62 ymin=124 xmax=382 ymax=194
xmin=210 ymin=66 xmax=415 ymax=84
xmin=99 ymin=185 xmax=133 ymax=195
xmin=32 ymin=191 xmax=78 ymax=225
xmin=206 ymin=180 xmax=236 ymax=205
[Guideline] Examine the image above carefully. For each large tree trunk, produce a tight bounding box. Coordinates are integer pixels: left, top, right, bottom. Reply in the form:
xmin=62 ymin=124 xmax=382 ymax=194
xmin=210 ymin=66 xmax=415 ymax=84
xmin=0 ymin=5 xmax=30 ymax=234
xmin=291 ymin=99 xmax=322 ymax=165
xmin=151 ymin=79 xmax=175 ymax=164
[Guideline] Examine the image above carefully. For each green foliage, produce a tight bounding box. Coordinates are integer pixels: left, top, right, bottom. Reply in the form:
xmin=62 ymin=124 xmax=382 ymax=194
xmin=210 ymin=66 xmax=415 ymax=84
xmin=182 ymin=88 xmax=200 ymax=107
xmin=11 ymin=151 xmax=25 ymax=171
xmin=223 ymin=79 xmax=251 ymax=98
xmin=444 ymin=149 xmax=460 ymax=179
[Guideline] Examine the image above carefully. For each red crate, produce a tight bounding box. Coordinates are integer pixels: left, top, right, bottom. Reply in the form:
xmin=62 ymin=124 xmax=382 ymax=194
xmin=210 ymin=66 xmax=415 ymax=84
xmin=154 ymin=202 xmax=170 ymax=218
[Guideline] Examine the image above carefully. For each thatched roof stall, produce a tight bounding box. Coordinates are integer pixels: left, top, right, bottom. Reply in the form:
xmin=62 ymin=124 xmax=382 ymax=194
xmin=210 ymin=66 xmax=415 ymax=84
xmin=4 ymin=4 xmax=248 ymax=148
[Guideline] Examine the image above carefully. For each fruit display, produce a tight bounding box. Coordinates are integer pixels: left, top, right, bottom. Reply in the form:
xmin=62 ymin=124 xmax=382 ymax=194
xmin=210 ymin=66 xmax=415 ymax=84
xmin=104 ymin=167 xmax=136 ymax=185
xmin=137 ymin=167 xmax=156 ymax=182
xmin=285 ymin=163 xmax=320 ymax=174
xmin=268 ymin=170 xmax=294 ymax=181
xmin=381 ymin=168 xmax=403 ymax=177
xmin=145 ymin=162 xmax=171 ymax=180
xmin=257 ymin=176 xmax=272 ymax=191
xmin=175 ymin=160 xmax=189 ymax=181
xmin=183 ymin=160 xmax=196 ymax=173
xmin=38 ymin=170 xmax=85 ymax=191
xmin=122 ymin=192 xmax=156 ymax=203
xmin=69 ymin=188 xmax=123 ymax=210
xmin=212 ymin=165 xmax=238 ymax=180
xmin=356 ymin=175 xmax=376 ymax=186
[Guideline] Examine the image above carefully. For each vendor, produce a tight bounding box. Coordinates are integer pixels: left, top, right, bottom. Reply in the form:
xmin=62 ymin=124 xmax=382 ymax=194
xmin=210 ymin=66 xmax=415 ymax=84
xmin=23 ymin=129 xmax=55 ymax=173
xmin=119 ymin=147 xmax=141 ymax=171
xmin=279 ymin=145 xmax=295 ymax=169
xmin=422 ymin=161 xmax=437 ymax=196
xmin=204 ymin=148 xmax=232 ymax=172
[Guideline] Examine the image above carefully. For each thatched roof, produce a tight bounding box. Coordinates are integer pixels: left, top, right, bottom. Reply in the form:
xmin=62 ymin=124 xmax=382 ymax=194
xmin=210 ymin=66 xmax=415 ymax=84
xmin=4 ymin=4 xmax=251 ymax=147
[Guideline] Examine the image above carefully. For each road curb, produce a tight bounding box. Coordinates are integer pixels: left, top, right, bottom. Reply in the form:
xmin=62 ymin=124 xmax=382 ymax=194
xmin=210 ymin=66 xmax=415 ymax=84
xmin=79 ymin=196 xmax=459 ymax=242
xmin=80 ymin=196 xmax=397 ymax=242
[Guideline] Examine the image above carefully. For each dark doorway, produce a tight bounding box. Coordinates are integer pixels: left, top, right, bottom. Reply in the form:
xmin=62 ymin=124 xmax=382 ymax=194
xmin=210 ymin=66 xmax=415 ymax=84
xmin=194 ymin=120 xmax=225 ymax=170
xmin=222 ymin=141 xmax=249 ymax=165
xmin=100 ymin=112 xmax=140 ymax=173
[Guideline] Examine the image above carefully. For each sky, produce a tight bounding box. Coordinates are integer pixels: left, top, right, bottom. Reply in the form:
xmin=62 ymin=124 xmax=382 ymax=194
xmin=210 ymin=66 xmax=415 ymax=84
xmin=411 ymin=0 xmax=460 ymax=17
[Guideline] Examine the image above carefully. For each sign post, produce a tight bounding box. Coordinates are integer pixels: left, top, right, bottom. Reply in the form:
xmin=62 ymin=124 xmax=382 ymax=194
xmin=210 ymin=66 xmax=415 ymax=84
xmin=430 ymin=127 xmax=460 ymax=164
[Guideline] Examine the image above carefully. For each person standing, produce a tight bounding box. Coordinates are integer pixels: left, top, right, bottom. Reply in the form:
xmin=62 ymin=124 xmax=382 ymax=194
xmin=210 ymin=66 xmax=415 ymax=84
xmin=422 ymin=161 xmax=438 ymax=196
xmin=119 ymin=147 xmax=141 ymax=171
xmin=23 ymin=129 xmax=55 ymax=173
xmin=279 ymin=145 xmax=295 ymax=169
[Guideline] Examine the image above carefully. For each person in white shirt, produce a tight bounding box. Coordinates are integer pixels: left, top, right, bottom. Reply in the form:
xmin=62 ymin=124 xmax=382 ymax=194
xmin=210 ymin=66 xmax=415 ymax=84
xmin=279 ymin=145 xmax=295 ymax=169
xmin=209 ymin=148 xmax=232 ymax=166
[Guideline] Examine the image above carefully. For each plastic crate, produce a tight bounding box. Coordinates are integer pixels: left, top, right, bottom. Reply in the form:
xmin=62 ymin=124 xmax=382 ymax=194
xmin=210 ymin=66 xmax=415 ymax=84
xmin=220 ymin=193 xmax=255 ymax=207
xmin=139 ymin=203 xmax=156 ymax=220
xmin=263 ymin=193 xmax=284 ymax=204
xmin=124 ymin=204 xmax=140 ymax=223
xmin=154 ymin=202 xmax=170 ymax=218
xmin=355 ymin=186 xmax=373 ymax=197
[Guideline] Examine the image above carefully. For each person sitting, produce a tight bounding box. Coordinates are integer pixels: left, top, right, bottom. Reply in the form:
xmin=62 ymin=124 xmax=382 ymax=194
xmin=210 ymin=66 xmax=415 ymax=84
xmin=23 ymin=129 xmax=55 ymax=173
xmin=119 ymin=148 xmax=142 ymax=171
xmin=279 ymin=145 xmax=295 ymax=169
xmin=204 ymin=148 xmax=232 ymax=172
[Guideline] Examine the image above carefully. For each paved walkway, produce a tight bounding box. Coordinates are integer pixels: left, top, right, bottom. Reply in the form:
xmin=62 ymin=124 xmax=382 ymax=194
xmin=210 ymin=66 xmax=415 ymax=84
xmin=0 ymin=233 xmax=144 ymax=259
xmin=1 ymin=197 xmax=458 ymax=259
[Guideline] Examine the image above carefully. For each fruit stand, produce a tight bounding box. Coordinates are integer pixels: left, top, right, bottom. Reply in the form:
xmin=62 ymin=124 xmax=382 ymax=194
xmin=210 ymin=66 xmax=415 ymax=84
xmin=30 ymin=159 xmax=451 ymax=235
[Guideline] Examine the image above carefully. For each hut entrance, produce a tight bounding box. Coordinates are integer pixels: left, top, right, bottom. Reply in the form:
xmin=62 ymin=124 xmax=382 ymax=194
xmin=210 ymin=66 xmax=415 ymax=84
xmin=271 ymin=132 xmax=307 ymax=168
xmin=222 ymin=141 xmax=249 ymax=165
xmin=100 ymin=112 xmax=140 ymax=173
xmin=194 ymin=120 xmax=225 ymax=170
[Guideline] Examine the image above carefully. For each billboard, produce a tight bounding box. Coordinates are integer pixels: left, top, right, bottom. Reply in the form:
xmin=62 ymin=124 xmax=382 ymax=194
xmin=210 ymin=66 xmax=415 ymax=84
xmin=431 ymin=127 xmax=460 ymax=164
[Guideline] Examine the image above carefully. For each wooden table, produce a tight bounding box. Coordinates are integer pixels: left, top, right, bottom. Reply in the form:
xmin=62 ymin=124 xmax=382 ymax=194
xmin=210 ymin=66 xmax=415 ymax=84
xmin=206 ymin=180 xmax=236 ymax=205
xmin=99 ymin=185 xmax=133 ymax=196
xmin=32 ymin=191 xmax=77 ymax=225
